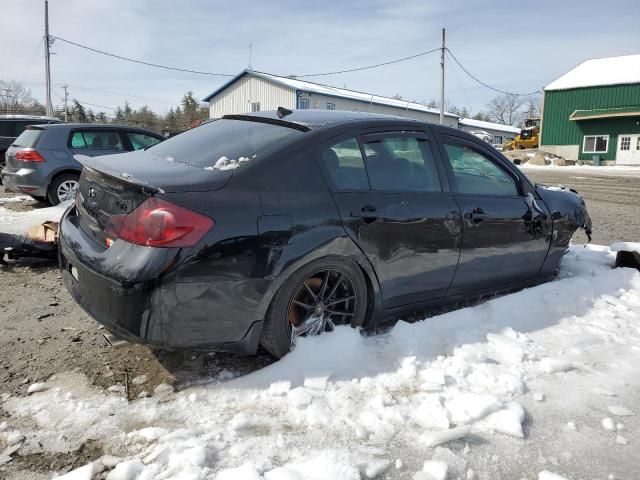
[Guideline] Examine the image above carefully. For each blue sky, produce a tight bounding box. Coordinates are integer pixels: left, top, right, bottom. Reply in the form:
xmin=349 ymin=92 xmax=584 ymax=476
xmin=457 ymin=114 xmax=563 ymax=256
xmin=2 ymin=0 xmax=639 ymax=116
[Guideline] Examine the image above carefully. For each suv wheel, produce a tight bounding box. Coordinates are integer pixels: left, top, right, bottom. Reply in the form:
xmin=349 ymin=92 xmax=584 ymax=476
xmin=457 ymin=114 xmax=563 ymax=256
xmin=260 ymin=256 xmax=368 ymax=358
xmin=48 ymin=173 xmax=79 ymax=205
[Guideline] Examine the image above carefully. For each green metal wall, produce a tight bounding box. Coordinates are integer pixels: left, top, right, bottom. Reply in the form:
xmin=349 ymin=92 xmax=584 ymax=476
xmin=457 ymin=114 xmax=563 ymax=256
xmin=541 ymin=84 xmax=640 ymax=161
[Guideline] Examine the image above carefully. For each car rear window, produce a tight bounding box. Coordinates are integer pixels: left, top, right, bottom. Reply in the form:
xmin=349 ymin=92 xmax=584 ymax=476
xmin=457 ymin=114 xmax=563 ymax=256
xmin=12 ymin=128 xmax=44 ymax=147
xmin=147 ymin=119 xmax=303 ymax=170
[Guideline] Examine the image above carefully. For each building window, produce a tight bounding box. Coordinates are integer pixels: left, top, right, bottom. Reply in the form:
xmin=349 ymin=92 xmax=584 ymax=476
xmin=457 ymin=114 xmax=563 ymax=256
xmin=494 ymin=136 xmax=503 ymax=144
xmin=620 ymin=136 xmax=631 ymax=151
xmin=299 ymin=98 xmax=309 ymax=109
xmin=327 ymin=102 xmax=336 ymax=110
xmin=583 ymin=135 xmax=609 ymax=154
xmin=251 ymin=102 xmax=260 ymax=112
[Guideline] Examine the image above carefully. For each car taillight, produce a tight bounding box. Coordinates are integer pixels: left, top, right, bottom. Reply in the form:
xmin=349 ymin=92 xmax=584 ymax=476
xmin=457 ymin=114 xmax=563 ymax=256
xmin=105 ymin=197 xmax=214 ymax=248
xmin=15 ymin=149 xmax=45 ymax=162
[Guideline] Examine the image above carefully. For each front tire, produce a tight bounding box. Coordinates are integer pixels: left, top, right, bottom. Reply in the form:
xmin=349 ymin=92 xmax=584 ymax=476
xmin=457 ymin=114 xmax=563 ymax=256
xmin=260 ymin=256 xmax=368 ymax=358
xmin=47 ymin=173 xmax=79 ymax=205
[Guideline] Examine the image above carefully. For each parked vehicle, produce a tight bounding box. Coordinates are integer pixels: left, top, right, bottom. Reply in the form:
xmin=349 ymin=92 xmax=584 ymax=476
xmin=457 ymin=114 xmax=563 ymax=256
xmin=59 ymin=110 xmax=592 ymax=359
xmin=1 ymin=123 xmax=163 ymax=204
xmin=0 ymin=114 xmax=62 ymax=170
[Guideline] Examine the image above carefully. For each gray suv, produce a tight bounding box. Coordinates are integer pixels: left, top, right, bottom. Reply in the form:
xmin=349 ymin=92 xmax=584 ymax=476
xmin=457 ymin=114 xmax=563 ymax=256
xmin=0 ymin=115 xmax=62 ymax=168
xmin=1 ymin=123 xmax=163 ymax=204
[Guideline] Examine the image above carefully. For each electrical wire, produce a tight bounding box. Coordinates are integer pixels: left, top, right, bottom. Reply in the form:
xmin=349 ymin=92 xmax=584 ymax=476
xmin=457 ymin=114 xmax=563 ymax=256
xmin=50 ymin=35 xmax=235 ymax=77
xmin=294 ymin=48 xmax=441 ymax=77
xmin=20 ymin=38 xmax=44 ymax=84
xmin=445 ymin=48 xmax=540 ymax=97
xmin=445 ymin=52 xmax=472 ymax=114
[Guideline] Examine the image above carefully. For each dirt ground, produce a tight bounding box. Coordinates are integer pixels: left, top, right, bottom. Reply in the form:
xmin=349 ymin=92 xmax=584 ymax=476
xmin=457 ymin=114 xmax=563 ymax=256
xmin=0 ymin=169 xmax=638 ymax=476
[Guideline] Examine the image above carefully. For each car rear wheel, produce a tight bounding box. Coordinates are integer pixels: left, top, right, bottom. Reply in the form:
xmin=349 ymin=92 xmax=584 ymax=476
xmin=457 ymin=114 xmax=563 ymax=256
xmin=48 ymin=173 xmax=79 ymax=205
xmin=260 ymin=257 xmax=368 ymax=358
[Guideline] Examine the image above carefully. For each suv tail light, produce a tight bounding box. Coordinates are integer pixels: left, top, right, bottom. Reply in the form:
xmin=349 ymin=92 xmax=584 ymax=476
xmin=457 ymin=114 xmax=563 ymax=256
xmin=105 ymin=197 xmax=214 ymax=248
xmin=15 ymin=149 xmax=45 ymax=162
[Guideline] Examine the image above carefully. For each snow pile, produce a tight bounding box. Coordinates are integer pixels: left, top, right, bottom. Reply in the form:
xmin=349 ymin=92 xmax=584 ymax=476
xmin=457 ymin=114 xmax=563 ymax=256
xmin=520 ymin=163 xmax=640 ymax=176
xmin=0 ymin=201 xmax=71 ymax=234
xmin=0 ymin=195 xmax=32 ymax=204
xmin=2 ymin=244 xmax=640 ymax=479
xmin=205 ymin=155 xmax=254 ymax=171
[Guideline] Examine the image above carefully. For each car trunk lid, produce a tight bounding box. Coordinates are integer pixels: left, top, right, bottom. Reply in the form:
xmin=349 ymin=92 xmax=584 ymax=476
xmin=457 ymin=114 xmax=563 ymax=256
xmin=76 ymin=151 xmax=231 ymax=247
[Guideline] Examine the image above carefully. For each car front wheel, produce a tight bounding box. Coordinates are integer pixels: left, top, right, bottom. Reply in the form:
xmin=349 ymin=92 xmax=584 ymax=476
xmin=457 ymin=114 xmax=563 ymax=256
xmin=260 ymin=257 xmax=368 ymax=358
xmin=48 ymin=173 xmax=79 ymax=205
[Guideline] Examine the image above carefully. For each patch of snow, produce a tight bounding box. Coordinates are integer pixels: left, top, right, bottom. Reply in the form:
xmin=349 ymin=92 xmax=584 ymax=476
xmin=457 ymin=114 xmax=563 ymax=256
xmin=601 ymin=418 xmax=616 ymax=431
xmin=131 ymin=375 xmax=148 ymax=385
xmin=607 ymin=405 xmax=634 ymax=417
xmin=27 ymin=382 xmax=47 ymax=394
xmin=417 ymin=460 xmax=448 ymax=480
xmin=0 ymin=195 xmax=32 ymax=204
xmin=52 ymin=463 xmax=95 ymax=480
xmin=538 ymin=471 xmax=570 ymax=480
xmin=0 ymin=201 xmax=71 ymax=235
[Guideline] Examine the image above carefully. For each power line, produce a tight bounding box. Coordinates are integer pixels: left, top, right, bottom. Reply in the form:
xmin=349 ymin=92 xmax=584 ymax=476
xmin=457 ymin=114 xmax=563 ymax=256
xmin=20 ymin=38 xmax=44 ymax=84
xmin=445 ymin=48 xmax=540 ymax=97
xmin=65 ymin=84 xmax=173 ymax=104
xmin=446 ymin=54 xmax=473 ymax=114
xmin=50 ymin=35 xmax=235 ymax=77
xmin=294 ymin=48 xmax=441 ymax=77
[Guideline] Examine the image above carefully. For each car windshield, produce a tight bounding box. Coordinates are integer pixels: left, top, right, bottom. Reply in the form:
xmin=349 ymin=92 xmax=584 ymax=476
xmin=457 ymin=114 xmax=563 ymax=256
xmin=12 ymin=127 xmax=44 ymax=147
xmin=147 ymin=119 xmax=303 ymax=170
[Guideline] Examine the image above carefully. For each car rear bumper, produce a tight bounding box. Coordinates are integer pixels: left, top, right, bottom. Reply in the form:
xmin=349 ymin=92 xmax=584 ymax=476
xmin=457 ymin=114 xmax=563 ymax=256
xmin=1 ymin=166 xmax=47 ymax=196
xmin=58 ymin=207 xmax=264 ymax=354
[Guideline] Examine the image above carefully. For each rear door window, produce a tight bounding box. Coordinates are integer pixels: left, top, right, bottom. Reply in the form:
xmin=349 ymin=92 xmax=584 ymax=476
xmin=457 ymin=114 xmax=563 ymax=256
xmin=69 ymin=131 xmax=125 ymax=151
xmin=126 ymin=132 xmax=162 ymax=151
xmin=361 ymin=134 xmax=442 ymax=192
xmin=320 ymin=137 xmax=369 ymax=190
xmin=442 ymin=141 xmax=518 ymax=196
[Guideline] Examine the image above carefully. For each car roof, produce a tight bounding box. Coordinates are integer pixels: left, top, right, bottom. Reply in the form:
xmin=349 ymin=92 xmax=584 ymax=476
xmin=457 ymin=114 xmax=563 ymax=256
xmin=30 ymin=123 xmax=161 ymax=135
xmin=233 ymin=109 xmax=425 ymax=129
xmin=0 ymin=114 xmax=61 ymax=122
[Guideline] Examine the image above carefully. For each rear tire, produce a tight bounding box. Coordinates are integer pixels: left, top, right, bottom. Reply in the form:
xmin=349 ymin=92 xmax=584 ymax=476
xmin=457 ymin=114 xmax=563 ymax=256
xmin=47 ymin=173 xmax=79 ymax=205
xmin=260 ymin=256 xmax=368 ymax=359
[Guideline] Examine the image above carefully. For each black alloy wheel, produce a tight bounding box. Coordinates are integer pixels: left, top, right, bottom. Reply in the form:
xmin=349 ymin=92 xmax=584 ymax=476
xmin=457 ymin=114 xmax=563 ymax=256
xmin=261 ymin=257 xmax=368 ymax=358
xmin=287 ymin=268 xmax=357 ymax=348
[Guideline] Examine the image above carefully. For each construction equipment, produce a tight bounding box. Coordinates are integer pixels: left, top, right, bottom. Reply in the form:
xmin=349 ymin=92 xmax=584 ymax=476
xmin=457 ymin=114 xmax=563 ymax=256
xmin=503 ymin=118 xmax=540 ymax=151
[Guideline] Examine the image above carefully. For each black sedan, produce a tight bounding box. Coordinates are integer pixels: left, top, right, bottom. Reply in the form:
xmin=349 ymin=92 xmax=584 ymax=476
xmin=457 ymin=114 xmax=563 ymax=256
xmin=59 ymin=110 xmax=591 ymax=358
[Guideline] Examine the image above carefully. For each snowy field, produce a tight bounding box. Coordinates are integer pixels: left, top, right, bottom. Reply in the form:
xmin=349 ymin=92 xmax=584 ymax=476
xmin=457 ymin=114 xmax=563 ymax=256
xmin=519 ymin=164 xmax=640 ymax=177
xmin=1 ymin=242 xmax=639 ymax=480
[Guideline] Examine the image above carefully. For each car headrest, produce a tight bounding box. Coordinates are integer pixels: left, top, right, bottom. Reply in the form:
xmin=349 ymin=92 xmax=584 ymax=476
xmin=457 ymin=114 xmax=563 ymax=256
xmin=322 ymin=148 xmax=340 ymax=171
xmin=91 ymin=136 xmax=103 ymax=148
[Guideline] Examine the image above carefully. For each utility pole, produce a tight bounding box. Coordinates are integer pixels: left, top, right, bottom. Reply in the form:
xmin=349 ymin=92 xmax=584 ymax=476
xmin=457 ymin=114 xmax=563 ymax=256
xmin=439 ymin=28 xmax=445 ymax=125
xmin=44 ymin=0 xmax=53 ymax=117
xmin=62 ymin=84 xmax=69 ymax=121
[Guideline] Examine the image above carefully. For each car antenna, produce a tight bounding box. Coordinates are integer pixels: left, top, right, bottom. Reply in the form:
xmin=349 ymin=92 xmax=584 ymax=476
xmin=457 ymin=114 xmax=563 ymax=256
xmin=277 ymin=107 xmax=293 ymax=119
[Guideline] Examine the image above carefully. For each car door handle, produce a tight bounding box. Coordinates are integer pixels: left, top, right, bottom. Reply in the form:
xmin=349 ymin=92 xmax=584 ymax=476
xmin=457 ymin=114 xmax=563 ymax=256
xmin=464 ymin=208 xmax=489 ymax=222
xmin=351 ymin=205 xmax=379 ymax=222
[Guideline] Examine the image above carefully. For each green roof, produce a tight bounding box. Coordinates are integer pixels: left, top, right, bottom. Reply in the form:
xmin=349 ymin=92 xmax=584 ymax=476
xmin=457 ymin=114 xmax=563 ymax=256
xmin=569 ymin=106 xmax=640 ymax=121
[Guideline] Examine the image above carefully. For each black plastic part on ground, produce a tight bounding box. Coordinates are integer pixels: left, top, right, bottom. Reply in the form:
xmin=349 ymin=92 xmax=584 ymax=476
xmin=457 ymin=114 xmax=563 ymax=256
xmin=0 ymin=232 xmax=58 ymax=265
xmin=615 ymin=250 xmax=640 ymax=271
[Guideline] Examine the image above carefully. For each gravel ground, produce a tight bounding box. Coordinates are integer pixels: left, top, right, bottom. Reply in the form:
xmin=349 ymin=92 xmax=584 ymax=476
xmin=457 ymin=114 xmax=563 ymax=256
xmin=0 ymin=169 xmax=638 ymax=476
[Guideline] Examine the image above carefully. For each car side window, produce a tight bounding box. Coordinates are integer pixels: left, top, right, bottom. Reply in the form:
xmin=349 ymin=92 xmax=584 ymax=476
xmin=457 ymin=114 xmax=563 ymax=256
xmin=127 ymin=132 xmax=161 ymax=151
xmin=321 ymin=137 xmax=370 ymax=190
xmin=362 ymin=135 xmax=441 ymax=192
xmin=69 ymin=131 xmax=125 ymax=151
xmin=443 ymin=141 xmax=518 ymax=196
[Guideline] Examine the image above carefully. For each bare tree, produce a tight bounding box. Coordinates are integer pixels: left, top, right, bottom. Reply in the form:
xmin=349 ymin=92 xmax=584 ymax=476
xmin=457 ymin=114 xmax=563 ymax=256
xmin=522 ymin=94 xmax=541 ymax=120
xmin=485 ymin=94 xmax=526 ymax=126
xmin=0 ymin=80 xmax=45 ymax=115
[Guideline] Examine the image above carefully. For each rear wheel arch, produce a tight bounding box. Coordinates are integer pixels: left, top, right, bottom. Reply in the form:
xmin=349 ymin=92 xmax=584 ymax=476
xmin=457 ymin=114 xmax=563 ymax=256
xmin=47 ymin=169 xmax=81 ymax=205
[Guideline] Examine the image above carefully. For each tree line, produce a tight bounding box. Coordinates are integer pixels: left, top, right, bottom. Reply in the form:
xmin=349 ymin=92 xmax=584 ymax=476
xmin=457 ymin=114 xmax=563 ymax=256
xmin=0 ymin=80 xmax=208 ymax=133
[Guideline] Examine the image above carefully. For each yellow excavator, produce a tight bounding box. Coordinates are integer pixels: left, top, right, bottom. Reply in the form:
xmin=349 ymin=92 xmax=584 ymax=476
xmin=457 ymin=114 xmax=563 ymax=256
xmin=503 ymin=118 xmax=540 ymax=150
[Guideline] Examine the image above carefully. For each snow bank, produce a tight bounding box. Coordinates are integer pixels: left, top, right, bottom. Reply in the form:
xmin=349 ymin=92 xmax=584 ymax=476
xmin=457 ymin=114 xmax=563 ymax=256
xmin=0 ymin=201 xmax=71 ymax=234
xmin=519 ymin=163 xmax=640 ymax=177
xmin=2 ymin=244 xmax=640 ymax=479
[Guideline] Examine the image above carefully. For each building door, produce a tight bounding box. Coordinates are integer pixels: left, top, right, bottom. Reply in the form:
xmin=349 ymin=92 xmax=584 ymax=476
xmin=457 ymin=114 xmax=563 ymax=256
xmin=617 ymin=134 xmax=640 ymax=165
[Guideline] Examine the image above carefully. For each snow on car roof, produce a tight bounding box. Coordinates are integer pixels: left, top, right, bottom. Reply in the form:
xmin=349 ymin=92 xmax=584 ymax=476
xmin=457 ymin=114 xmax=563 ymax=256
xmin=459 ymin=118 xmax=520 ymax=134
xmin=545 ymin=53 xmax=640 ymax=91
xmin=203 ymin=69 xmax=459 ymax=118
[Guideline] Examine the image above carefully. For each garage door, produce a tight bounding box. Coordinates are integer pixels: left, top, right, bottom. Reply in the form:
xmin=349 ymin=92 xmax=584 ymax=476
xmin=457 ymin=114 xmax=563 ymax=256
xmin=617 ymin=134 xmax=640 ymax=165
